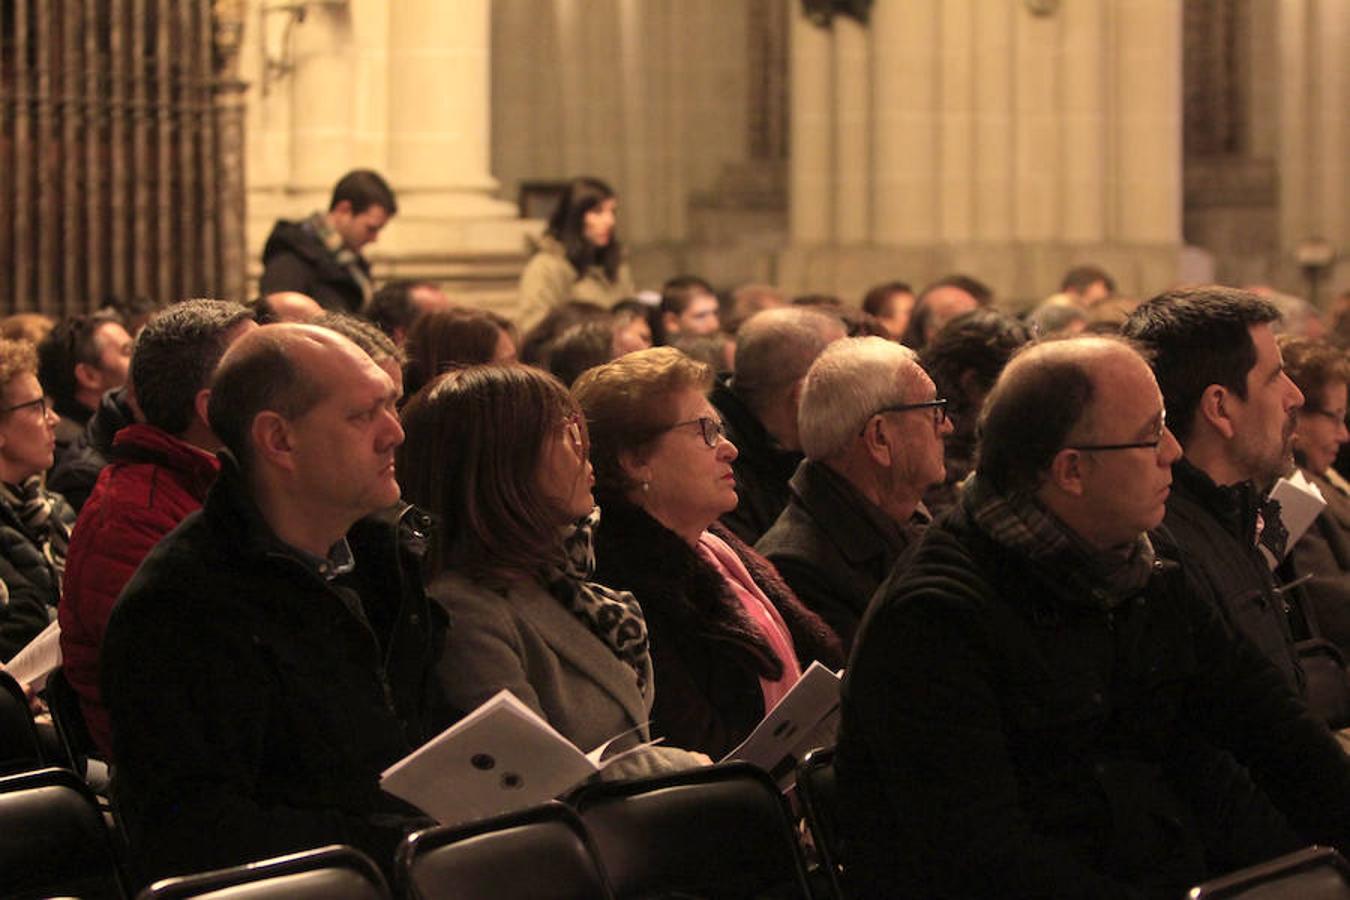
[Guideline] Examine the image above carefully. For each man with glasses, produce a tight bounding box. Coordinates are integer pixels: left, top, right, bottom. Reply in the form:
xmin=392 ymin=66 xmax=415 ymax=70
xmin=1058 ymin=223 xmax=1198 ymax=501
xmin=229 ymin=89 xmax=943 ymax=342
xmin=1124 ymin=288 xmax=1317 ymax=708
xmin=757 ymin=337 xmax=951 ymax=650
xmin=837 ymin=335 xmax=1350 ymax=898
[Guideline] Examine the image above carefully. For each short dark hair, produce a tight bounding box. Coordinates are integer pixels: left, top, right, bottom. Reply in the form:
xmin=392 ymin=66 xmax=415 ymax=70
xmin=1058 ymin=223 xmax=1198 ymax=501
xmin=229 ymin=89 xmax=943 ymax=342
xmin=329 ymin=169 xmax=397 ymax=216
xmin=397 ymin=365 xmax=582 ymax=580
xmin=661 ymin=275 xmax=715 ymax=316
xmin=1122 ymin=286 xmax=1280 ymax=445
xmin=313 ymin=311 xmax=406 ymax=369
xmin=37 ymin=311 xmax=125 ymax=417
xmin=546 ymin=320 xmax=616 ymax=387
xmin=922 ymin=274 xmax=993 ymax=306
xmin=920 ymin=309 xmax=1032 ymax=416
xmin=1061 ymin=264 xmax=1116 ymax=295
xmin=546 ymin=176 xmax=621 ymax=281
xmin=207 ymin=330 xmax=326 ymax=472
xmin=132 ymin=299 xmax=253 ymax=436
xmin=519 ymin=301 xmax=608 ymax=367
xmin=366 ymin=281 xmax=417 ymax=338
xmin=861 ymin=281 xmax=913 ymax=318
xmin=403 ymin=308 xmax=513 ymax=396
xmin=977 ymin=339 xmax=1142 ymax=496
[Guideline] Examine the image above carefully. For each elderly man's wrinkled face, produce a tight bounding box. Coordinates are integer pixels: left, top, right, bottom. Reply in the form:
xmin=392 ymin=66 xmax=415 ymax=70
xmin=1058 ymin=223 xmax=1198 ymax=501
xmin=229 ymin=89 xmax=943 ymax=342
xmin=878 ymin=370 xmax=953 ymax=497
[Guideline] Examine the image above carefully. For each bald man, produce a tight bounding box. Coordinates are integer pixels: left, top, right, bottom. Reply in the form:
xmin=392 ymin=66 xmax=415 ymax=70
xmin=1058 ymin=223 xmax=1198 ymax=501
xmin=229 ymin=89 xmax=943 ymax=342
xmin=102 ymin=324 xmax=451 ymax=887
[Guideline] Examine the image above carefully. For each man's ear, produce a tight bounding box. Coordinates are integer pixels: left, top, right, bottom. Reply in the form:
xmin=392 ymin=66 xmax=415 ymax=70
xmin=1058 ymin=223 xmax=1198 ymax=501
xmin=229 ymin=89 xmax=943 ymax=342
xmin=859 ymin=417 xmax=893 ymax=468
xmin=1198 ymin=384 xmax=1236 ymax=440
xmin=661 ymin=311 xmax=680 ymax=336
xmin=194 ymin=388 xmax=213 ymax=434
xmin=73 ymin=361 xmax=103 ymax=393
xmin=1047 ymin=447 xmax=1087 ymax=497
xmin=250 ymin=411 xmax=295 ymax=473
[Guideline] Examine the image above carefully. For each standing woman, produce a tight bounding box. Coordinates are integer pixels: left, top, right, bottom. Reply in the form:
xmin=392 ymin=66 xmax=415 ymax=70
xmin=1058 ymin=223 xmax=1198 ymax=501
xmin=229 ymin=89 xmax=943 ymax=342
xmin=574 ymin=347 xmax=842 ymax=758
xmin=0 ymin=339 xmax=75 ymax=660
xmin=397 ymin=365 xmax=704 ymax=774
xmin=517 ymin=177 xmax=635 ymax=334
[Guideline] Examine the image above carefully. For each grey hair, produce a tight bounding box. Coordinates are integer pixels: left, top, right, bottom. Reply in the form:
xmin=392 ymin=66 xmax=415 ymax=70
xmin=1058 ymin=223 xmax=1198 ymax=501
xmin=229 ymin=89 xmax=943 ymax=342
xmin=733 ymin=306 xmax=847 ymax=414
xmin=799 ymin=336 xmax=924 ymax=461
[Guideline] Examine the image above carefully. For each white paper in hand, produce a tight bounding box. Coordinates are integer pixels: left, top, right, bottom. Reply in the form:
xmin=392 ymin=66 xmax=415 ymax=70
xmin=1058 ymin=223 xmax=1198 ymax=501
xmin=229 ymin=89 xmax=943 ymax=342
xmin=380 ymin=690 xmax=595 ymax=827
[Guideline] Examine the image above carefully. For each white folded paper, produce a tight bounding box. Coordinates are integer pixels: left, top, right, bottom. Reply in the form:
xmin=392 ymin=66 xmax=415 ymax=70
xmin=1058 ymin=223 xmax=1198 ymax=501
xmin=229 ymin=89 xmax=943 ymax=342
xmin=722 ymin=660 xmax=842 ymax=787
xmin=6 ymin=618 xmax=61 ymax=690
xmin=1262 ymin=471 xmax=1328 ymax=569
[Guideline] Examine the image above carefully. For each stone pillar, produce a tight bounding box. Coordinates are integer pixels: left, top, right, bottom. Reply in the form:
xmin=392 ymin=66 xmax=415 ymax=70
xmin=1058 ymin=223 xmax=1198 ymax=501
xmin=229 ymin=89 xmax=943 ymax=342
xmin=870 ymin=0 xmax=939 ymax=244
xmin=971 ymin=0 xmax=1015 ymax=241
xmin=385 ymin=0 xmax=519 ymax=252
xmin=937 ymin=0 xmax=975 ymax=242
xmin=1059 ymin=0 xmax=1107 ymax=243
xmin=1113 ymin=0 xmax=1182 ymax=244
xmin=832 ymin=16 xmax=869 ymax=242
xmin=788 ymin=6 xmax=831 ymax=243
xmin=286 ymin=5 xmax=353 ymax=192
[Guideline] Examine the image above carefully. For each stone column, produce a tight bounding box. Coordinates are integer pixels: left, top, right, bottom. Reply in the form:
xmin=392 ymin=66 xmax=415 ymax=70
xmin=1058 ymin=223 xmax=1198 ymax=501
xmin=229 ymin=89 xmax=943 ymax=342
xmin=286 ymin=4 xmax=353 ymax=192
xmin=1113 ymin=0 xmax=1182 ymax=244
xmin=971 ymin=0 xmax=1015 ymax=241
xmin=788 ymin=6 xmax=831 ymax=243
xmin=832 ymin=16 xmax=869 ymax=242
xmin=1059 ymin=0 xmax=1107 ymax=243
xmin=936 ymin=0 xmax=975 ymax=242
xmin=385 ymin=0 xmax=520 ymax=253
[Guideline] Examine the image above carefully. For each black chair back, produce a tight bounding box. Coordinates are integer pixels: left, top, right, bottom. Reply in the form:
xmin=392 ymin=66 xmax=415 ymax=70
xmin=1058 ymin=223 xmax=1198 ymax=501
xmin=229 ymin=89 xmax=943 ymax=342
xmin=45 ymin=665 xmax=97 ymax=776
xmin=568 ymin=762 xmax=812 ymax=900
xmin=398 ymin=801 xmax=613 ymax=900
xmin=1187 ymin=845 xmax=1350 ymax=898
xmin=797 ymin=747 xmax=844 ymax=899
xmin=0 ymin=667 xmax=43 ymax=775
xmin=0 ymin=766 xmax=128 ymax=899
xmin=137 ymin=844 xmax=390 ymax=899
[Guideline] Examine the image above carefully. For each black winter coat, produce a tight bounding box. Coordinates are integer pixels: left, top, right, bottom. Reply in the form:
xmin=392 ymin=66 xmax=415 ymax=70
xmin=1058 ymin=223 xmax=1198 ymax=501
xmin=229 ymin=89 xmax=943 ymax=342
xmin=593 ymin=498 xmax=843 ymax=758
xmin=259 ymin=218 xmax=369 ymax=314
xmin=837 ymin=500 xmax=1350 ymax=899
xmin=48 ymin=386 xmax=135 ymax=512
xmin=710 ymin=377 xmax=802 ymax=545
xmin=101 ymin=461 xmax=452 ymax=887
xmin=0 ymin=488 xmax=74 ymax=661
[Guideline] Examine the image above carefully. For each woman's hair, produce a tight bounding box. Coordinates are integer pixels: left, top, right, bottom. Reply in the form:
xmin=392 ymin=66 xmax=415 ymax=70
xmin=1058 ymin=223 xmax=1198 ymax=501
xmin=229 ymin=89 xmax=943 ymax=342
xmin=519 ymin=300 xmax=608 ymax=367
xmin=546 ymin=176 xmax=622 ymax=282
xmin=0 ymin=338 xmax=38 ymax=397
xmin=403 ymin=308 xmax=513 ymax=396
xmin=398 ymin=364 xmax=583 ymax=579
xmin=1279 ymin=336 xmax=1350 ymax=413
xmin=572 ymin=346 xmax=713 ymax=501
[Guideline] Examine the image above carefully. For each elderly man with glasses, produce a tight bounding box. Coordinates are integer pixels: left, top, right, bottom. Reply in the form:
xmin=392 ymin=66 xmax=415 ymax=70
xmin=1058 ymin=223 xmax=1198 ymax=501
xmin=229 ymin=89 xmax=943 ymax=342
xmin=837 ymin=335 xmax=1350 ymax=899
xmin=756 ymin=337 xmax=952 ymax=650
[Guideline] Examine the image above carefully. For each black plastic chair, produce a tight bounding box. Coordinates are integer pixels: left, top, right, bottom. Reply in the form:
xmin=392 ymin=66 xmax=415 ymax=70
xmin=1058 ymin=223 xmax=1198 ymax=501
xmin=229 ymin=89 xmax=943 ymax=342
xmin=44 ymin=665 xmax=98 ymax=777
xmin=137 ymin=844 xmax=390 ymax=899
xmin=1187 ymin=845 xmax=1350 ymax=898
xmin=0 ymin=765 xmax=128 ymax=899
xmin=0 ymin=667 xmax=43 ymax=776
xmin=568 ymin=761 xmax=813 ymax=900
xmin=398 ymin=801 xmax=613 ymax=900
xmin=797 ymin=747 xmax=844 ymax=900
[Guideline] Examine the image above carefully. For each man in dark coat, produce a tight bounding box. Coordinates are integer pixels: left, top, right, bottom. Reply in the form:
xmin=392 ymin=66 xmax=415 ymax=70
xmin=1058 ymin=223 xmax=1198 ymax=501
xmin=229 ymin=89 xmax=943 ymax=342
xmin=712 ymin=307 xmax=845 ymax=544
xmin=36 ymin=312 xmax=133 ymax=471
xmin=259 ymin=169 xmax=398 ymax=314
xmin=838 ymin=336 xmax=1350 ymax=898
xmin=101 ymin=323 xmax=450 ymax=887
xmin=757 ymin=337 xmax=950 ymax=650
xmin=1124 ymin=288 xmax=1315 ymax=705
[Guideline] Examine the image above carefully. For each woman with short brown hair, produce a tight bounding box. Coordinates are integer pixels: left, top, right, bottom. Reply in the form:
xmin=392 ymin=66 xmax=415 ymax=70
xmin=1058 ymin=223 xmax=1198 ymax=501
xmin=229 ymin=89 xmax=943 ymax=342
xmin=574 ymin=347 xmax=842 ymax=757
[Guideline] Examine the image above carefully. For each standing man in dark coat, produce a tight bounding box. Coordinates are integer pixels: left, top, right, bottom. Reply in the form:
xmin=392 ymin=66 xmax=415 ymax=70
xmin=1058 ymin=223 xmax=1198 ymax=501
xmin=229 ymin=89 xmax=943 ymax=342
xmin=1123 ymin=288 xmax=1314 ymax=703
xmin=101 ymin=323 xmax=450 ymax=887
xmin=838 ymin=336 xmax=1350 ymax=898
xmin=757 ymin=337 xmax=950 ymax=649
xmin=711 ymin=306 xmax=845 ymax=543
xmin=259 ymin=169 xmax=398 ymax=314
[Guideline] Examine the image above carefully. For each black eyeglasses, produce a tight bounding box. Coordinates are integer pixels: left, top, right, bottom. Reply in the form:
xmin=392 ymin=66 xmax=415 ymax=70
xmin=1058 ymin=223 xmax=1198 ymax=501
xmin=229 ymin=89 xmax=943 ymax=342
xmin=668 ymin=416 xmax=726 ymax=448
xmin=0 ymin=396 xmax=48 ymax=416
xmin=861 ymin=398 xmax=949 ymax=435
xmin=1066 ymin=438 xmax=1163 ymax=452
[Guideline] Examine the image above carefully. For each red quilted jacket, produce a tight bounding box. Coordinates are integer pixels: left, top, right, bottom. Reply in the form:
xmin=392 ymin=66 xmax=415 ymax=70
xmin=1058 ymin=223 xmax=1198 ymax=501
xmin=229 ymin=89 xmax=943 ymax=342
xmin=58 ymin=424 xmax=220 ymax=759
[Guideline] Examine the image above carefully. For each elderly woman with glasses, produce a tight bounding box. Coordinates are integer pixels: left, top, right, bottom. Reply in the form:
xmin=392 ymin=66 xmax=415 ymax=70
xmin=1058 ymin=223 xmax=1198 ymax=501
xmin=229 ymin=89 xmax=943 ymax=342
xmin=574 ymin=347 xmax=843 ymax=758
xmin=0 ymin=339 xmax=75 ymax=661
xmin=1279 ymin=336 xmax=1350 ymax=656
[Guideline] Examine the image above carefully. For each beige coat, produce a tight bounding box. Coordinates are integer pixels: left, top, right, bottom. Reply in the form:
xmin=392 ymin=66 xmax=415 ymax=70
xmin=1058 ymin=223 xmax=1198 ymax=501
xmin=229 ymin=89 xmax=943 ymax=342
xmin=515 ymin=235 xmax=635 ymax=333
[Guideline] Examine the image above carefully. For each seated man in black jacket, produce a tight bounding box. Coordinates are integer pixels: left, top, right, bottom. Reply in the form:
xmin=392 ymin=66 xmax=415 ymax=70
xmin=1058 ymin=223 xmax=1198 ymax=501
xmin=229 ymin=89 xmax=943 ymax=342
xmin=101 ymin=323 xmax=450 ymax=887
xmin=838 ymin=336 xmax=1350 ymax=898
xmin=757 ymin=337 xmax=951 ymax=650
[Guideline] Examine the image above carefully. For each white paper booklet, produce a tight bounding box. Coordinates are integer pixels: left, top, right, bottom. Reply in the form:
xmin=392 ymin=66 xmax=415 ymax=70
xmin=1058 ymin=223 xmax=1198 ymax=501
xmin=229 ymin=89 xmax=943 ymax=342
xmin=723 ymin=661 xmax=842 ymax=787
xmin=380 ymin=689 xmax=653 ymax=827
xmin=6 ymin=619 xmax=61 ymax=690
xmin=1262 ymin=471 xmax=1327 ymax=569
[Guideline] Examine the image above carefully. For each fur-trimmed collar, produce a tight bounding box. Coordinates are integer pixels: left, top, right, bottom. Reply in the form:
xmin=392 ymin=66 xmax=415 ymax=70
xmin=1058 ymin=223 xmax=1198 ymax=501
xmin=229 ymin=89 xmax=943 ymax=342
xmin=593 ymin=497 xmax=843 ymax=677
